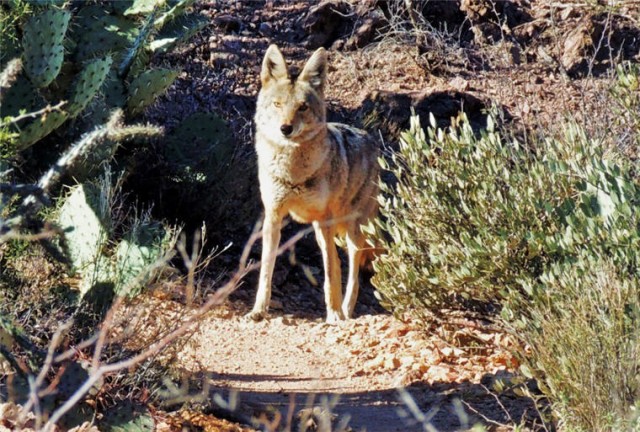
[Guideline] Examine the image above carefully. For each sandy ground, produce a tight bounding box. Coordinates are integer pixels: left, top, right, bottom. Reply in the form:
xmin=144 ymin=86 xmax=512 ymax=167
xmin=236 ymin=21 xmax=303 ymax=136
xmin=117 ymin=286 xmax=533 ymax=431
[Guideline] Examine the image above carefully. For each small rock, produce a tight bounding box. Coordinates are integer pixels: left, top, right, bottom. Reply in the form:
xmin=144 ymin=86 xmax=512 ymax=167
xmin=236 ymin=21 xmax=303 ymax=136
xmin=384 ymin=356 xmax=401 ymax=370
xmin=269 ymin=298 xmax=283 ymax=310
xmin=209 ymin=52 xmax=239 ymax=69
xmin=449 ymin=76 xmax=469 ymax=91
xmin=213 ymin=14 xmax=242 ymax=33
xmin=561 ymin=16 xmax=603 ymax=77
xmin=258 ymin=22 xmax=273 ymax=36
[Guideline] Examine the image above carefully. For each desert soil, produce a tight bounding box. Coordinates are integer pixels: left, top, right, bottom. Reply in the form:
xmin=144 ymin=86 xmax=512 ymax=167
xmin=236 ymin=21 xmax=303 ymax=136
xmin=121 ymin=288 xmax=527 ymax=431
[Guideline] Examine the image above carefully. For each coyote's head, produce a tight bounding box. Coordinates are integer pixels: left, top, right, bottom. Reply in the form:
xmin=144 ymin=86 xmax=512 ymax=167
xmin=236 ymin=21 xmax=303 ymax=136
xmin=256 ymin=45 xmax=327 ymax=143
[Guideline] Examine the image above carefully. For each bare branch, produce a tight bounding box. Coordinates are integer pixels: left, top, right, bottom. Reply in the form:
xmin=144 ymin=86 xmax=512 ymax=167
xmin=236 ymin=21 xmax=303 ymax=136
xmin=0 ymin=100 xmax=67 ymax=127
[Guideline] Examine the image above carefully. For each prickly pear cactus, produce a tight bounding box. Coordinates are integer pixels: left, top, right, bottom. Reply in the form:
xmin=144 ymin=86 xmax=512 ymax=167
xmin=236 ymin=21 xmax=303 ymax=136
xmin=99 ymin=401 xmax=154 ymax=432
xmin=126 ymin=68 xmax=179 ymax=115
xmin=46 ymin=360 xmax=100 ymax=430
xmin=113 ymin=221 xmax=168 ymax=297
xmin=3 ymin=0 xmax=207 ymax=154
xmin=150 ymin=14 xmax=209 ymax=54
xmin=57 ymin=183 xmax=110 ymax=285
xmin=56 ymin=360 xmax=101 ymax=401
xmin=68 ymin=56 xmax=113 ymax=117
xmin=73 ymin=9 xmax=139 ymax=63
xmin=57 ymin=181 xmax=170 ymax=296
xmin=18 ymin=110 xmax=69 ymax=150
xmin=21 ymin=9 xmax=71 ymax=88
xmin=124 ymin=0 xmax=165 ymax=16
xmin=0 ymin=74 xmax=40 ymax=118
xmin=163 ymin=112 xmax=234 ymax=187
xmin=154 ymin=0 xmax=196 ymax=29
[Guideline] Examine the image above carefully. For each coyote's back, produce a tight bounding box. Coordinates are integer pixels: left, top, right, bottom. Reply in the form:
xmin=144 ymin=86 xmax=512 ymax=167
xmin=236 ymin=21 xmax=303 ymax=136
xmin=249 ymin=44 xmax=379 ymax=323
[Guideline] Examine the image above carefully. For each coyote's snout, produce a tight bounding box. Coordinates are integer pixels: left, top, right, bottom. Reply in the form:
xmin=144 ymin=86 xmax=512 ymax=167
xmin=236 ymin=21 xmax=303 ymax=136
xmin=248 ymin=44 xmax=380 ymax=323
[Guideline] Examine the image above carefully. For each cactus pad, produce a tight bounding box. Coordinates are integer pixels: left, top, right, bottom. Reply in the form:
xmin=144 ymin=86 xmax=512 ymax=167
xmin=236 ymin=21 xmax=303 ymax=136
xmin=99 ymin=401 xmax=154 ymax=432
xmin=154 ymin=0 xmax=196 ymax=29
xmin=124 ymin=0 xmax=165 ymax=16
xmin=126 ymin=68 xmax=179 ymax=115
xmin=22 ymin=9 xmax=71 ymax=87
xmin=74 ymin=12 xmax=139 ymax=62
xmin=0 ymin=74 xmax=40 ymax=118
xmin=104 ymin=69 xmax=128 ymax=108
xmin=150 ymin=14 xmax=209 ymax=54
xmin=113 ymin=221 xmax=167 ymax=297
xmin=18 ymin=110 xmax=69 ymax=150
xmin=68 ymin=56 xmax=113 ymax=117
xmin=164 ymin=112 xmax=234 ymax=181
xmin=57 ymin=183 xmax=110 ymax=281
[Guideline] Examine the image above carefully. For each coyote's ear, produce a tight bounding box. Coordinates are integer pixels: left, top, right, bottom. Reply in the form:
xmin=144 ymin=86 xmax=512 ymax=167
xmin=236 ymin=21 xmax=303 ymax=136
xmin=261 ymin=44 xmax=288 ymax=86
xmin=299 ymin=47 xmax=327 ymax=93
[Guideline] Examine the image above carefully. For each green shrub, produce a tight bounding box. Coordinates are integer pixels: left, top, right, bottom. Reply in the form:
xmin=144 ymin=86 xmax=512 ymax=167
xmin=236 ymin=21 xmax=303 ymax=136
xmin=371 ymin=110 xmax=639 ymax=318
xmin=371 ymin=113 xmax=557 ymax=320
xmin=371 ymin=70 xmax=640 ymax=430
xmin=610 ymin=62 xmax=640 ymax=157
xmin=518 ymin=257 xmax=640 ymax=432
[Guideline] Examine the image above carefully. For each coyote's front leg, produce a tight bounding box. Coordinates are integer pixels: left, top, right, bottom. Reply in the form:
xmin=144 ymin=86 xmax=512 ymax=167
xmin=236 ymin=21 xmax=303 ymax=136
xmin=313 ymin=221 xmax=345 ymax=323
xmin=248 ymin=210 xmax=283 ymax=321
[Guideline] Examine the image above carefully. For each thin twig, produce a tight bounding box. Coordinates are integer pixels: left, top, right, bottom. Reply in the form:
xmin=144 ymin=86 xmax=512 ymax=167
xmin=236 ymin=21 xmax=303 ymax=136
xmin=18 ymin=321 xmax=73 ymax=428
xmin=0 ymin=100 xmax=67 ymax=127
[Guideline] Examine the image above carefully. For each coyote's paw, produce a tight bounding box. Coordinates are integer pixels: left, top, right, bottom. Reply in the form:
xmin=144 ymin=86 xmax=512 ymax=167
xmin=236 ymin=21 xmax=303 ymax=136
xmin=341 ymin=305 xmax=353 ymax=320
xmin=246 ymin=309 xmax=268 ymax=322
xmin=325 ymin=309 xmax=346 ymax=324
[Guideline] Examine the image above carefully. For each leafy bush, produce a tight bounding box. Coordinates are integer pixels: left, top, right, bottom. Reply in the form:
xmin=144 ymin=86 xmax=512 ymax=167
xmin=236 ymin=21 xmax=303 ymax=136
xmin=370 ymin=64 xmax=640 ymax=430
xmin=370 ymin=112 xmax=571 ymax=320
xmin=518 ymin=257 xmax=640 ymax=431
xmin=610 ymin=62 xmax=639 ymax=158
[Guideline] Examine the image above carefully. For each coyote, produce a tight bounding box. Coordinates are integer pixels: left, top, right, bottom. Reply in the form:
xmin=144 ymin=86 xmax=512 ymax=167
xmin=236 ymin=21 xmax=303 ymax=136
xmin=248 ymin=45 xmax=379 ymax=323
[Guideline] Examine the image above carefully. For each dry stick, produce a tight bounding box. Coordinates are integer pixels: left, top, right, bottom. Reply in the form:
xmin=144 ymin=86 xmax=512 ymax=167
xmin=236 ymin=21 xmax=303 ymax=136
xmin=54 ymin=334 xmax=100 ymax=363
xmin=403 ymin=0 xmax=424 ymax=54
xmin=460 ymin=398 xmax=511 ymax=429
xmin=460 ymin=382 xmax=552 ymax=431
xmin=176 ymin=230 xmax=202 ymax=306
xmin=0 ymin=58 xmax=23 ymax=101
xmin=0 ymin=100 xmax=67 ymax=127
xmin=0 ymin=227 xmax=59 ymax=243
xmin=396 ymin=388 xmax=439 ymax=432
xmin=90 ymin=250 xmax=177 ymax=371
xmin=17 ymin=321 xmax=73 ymax=429
xmin=285 ymin=393 xmax=296 ymax=432
xmin=42 ymin=222 xmax=316 ymax=431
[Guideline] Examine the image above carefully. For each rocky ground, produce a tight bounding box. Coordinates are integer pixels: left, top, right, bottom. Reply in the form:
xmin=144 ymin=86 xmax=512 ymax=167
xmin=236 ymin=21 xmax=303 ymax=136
xmin=117 ymin=290 xmax=529 ymax=431
xmin=124 ymin=0 xmax=639 ymax=430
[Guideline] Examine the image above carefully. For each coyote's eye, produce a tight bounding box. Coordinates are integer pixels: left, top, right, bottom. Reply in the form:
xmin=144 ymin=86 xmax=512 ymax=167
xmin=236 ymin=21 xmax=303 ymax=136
xmin=273 ymin=101 xmax=282 ymax=108
xmin=298 ymin=103 xmax=308 ymax=112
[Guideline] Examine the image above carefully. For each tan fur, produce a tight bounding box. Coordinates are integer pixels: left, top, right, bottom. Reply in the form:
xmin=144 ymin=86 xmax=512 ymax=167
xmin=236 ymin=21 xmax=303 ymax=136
xmin=248 ymin=45 xmax=380 ymax=323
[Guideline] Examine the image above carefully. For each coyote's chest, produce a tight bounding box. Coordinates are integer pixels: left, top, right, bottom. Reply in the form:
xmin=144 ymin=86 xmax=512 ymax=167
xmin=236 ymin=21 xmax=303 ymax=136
xmin=256 ymin=135 xmax=333 ymax=219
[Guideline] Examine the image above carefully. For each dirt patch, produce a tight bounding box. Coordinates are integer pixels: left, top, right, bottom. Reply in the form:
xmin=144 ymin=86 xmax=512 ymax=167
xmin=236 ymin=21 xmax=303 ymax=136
xmin=118 ymin=293 xmax=533 ymax=431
